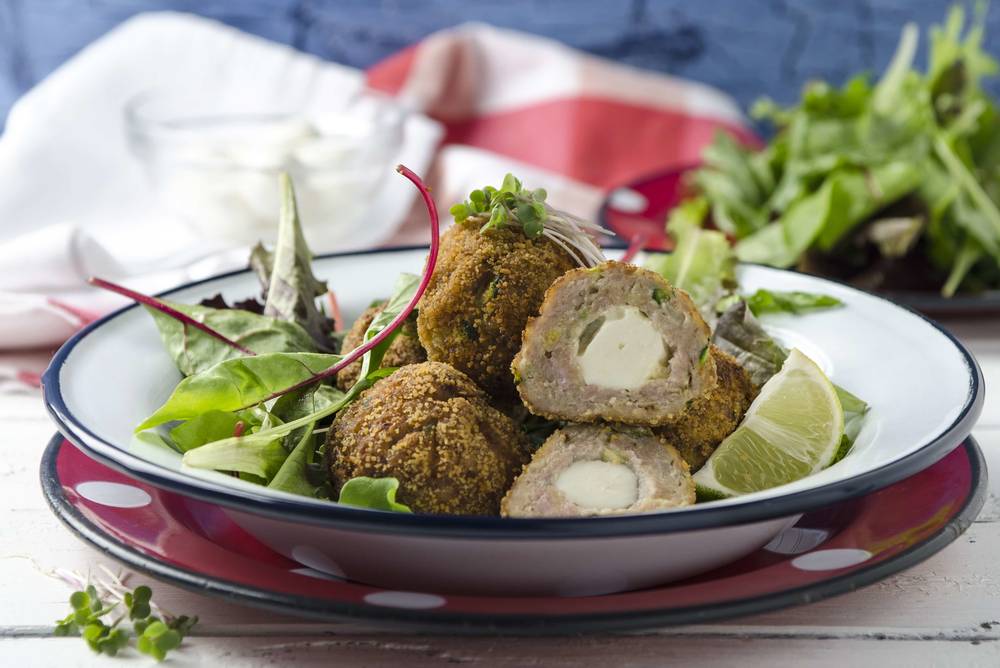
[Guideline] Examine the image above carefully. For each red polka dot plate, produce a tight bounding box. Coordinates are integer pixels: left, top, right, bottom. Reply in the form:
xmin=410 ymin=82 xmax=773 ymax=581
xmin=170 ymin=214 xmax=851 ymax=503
xmin=42 ymin=434 xmax=986 ymax=633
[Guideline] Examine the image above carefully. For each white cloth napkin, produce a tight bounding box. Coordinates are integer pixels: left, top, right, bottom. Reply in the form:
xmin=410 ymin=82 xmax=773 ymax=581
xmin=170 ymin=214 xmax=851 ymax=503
xmin=0 ymin=12 xmax=442 ymax=349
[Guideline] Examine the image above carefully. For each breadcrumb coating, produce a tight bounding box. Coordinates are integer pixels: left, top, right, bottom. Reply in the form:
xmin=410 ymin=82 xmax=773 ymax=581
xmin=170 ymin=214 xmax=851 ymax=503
xmin=335 ymin=303 xmax=426 ymax=391
xmin=655 ymin=347 xmax=757 ymax=472
xmin=327 ymin=361 xmax=531 ymax=515
xmin=416 ymin=222 xmax=576 ymax=403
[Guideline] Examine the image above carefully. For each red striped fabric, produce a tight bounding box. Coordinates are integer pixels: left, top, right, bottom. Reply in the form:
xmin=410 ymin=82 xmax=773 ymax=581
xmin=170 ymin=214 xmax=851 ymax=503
xmin=367 ymin=25 xmax=753 ymax=190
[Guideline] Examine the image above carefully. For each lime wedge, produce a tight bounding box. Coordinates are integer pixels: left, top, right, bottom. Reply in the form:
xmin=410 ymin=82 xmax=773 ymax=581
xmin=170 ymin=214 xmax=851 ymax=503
xmin=693 ymin=348 xmax=843 ymax=498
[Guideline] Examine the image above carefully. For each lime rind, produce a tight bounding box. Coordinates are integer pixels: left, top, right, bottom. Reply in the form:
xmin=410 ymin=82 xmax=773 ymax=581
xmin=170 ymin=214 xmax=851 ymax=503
xmin=693 ymin=349 xmax=844 ymax=498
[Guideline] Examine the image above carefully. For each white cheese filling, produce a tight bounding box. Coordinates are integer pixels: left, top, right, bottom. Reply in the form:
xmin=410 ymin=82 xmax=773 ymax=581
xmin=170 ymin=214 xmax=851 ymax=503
xmin=576 ymin=306 xmax=666 ymax=390
xmin=556 ymin=460 xmax=639 ymax=510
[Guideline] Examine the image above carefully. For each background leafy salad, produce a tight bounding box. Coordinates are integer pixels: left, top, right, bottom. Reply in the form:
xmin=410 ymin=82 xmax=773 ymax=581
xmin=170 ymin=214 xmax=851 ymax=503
xmin=676 ymin=4 xmax=1000 ymax=297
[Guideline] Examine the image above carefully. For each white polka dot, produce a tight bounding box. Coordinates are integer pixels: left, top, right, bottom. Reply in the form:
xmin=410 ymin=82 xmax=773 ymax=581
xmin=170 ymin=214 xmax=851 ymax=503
xmin=364 ymin=591 xmax=446 ymax=609
xmin=608 ymin=188 xmax=648 ymax=213
xmin=791 ymin=548 xmax=873 ymax=571
xmin=290 ymin=567 xmax=344 ymax=581
xmin=75 ymin=481 xmax=151 ymax=508
xmin=291 ymin=545 xmax=346 ymax=578
xmin=764 ymin=528 xmax=830 ymax=555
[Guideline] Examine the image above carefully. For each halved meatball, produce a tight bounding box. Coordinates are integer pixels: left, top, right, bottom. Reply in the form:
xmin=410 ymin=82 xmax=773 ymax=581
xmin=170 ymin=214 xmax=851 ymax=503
xmin=336 ymin=302 xmax=426 ymax=391
xmin=655 ymin=346 xmax=757 ymax=472
xmin=501 ymin=424 xmax=695 ymax=517
xmin=512 ymin=261 xmax=716 ymax=425
xmin=417 ymin=222 xmax=577 ymax=403
xmin=327 ymin=361 xmax=530 ymax=515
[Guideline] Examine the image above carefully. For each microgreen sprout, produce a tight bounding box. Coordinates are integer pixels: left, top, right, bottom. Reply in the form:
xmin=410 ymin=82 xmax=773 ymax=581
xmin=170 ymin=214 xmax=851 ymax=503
xmin=450 ymin=173 xmax=609 ymax=267
xmin=54 ymin=577 xmax=196 ymax=662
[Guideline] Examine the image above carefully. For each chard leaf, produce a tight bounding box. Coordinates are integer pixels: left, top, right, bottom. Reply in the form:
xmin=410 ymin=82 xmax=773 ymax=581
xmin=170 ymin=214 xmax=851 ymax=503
xmin=136 ymin=352 xmax=341 ymax=431
xmin=182 ymin=434 xmax=287 ymax=480
xmin=743 ymin=289 xmax=843 ymax=316
xmin=338 ymin=477 xmax=412 ymax=513
xmin=251 ymin=173 xmax=336 ymax=352
xmin=146 ymin=300 xmax=317 ymax=376
xmin=645 ymin=197 xmax=736 ymax=315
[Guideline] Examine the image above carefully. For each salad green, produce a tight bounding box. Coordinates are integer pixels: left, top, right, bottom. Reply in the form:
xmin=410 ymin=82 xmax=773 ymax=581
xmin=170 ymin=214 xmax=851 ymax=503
xmin=680 ymin=4 xmax=1000 ymax=296
xmin=91 ymin=167 xmax=440 ymax=512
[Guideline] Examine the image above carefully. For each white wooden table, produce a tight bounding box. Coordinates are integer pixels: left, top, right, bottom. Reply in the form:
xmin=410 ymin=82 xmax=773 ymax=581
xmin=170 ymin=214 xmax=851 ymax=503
xmin=1 ymin=319 xmax=998 ymax=667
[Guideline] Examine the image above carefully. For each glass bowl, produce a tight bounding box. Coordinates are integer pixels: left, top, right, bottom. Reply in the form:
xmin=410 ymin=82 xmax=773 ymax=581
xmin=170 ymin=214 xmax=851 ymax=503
xmin=125 ymin=90 xmax=406 ymax=249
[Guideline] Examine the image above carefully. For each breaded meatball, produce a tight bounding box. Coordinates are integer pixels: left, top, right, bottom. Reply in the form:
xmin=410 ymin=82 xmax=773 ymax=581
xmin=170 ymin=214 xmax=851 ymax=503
xmin=655 ymin=347 xmax=757 ymax=472
xmin=336 ymin=302 xmax=426 ymax=391
xmin=502 ymin=424 xmax=695 ymax=518
xmin=512 ymin=261 xmax=717 ymax=425
xmin=327 ymin=361 xmax=531 ymax=515
xmin=417 ymin=222 xmax=576 ymax=403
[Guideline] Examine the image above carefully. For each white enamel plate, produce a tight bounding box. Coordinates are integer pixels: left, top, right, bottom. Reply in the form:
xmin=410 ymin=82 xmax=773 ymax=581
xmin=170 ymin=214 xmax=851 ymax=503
xmin=43 ymin=248 xmax=983 ymax=595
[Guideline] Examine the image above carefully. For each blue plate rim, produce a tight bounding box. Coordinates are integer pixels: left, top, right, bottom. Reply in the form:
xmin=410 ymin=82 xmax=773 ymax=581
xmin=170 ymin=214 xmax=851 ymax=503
xmin=42 ymin=246 xmax=985 ymax=539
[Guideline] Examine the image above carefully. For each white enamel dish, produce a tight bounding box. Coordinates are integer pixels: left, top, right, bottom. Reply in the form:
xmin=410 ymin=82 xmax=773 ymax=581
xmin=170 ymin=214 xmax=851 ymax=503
xmin=42 ymin=247 xmax=984 ymax=596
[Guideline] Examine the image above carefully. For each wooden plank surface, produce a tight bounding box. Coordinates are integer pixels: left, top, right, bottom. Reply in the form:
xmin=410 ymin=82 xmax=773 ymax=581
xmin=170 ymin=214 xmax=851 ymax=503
xmin=0 ymin=316 xmax=998 ymax=666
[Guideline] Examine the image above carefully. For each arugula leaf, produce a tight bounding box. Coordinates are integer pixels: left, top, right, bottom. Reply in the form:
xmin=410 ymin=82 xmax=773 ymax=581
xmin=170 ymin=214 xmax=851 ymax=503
xmin=251 ymin=173 xmax=337 ymax=352
xmin=146 ymin=300 xmax=317 ymax=376
xmin=136 ymin=352 xmax=341 ymax=431
xmin=338 ymin=477 xmax=412 ymax=512
xmin=645 ymin=197 xmax=736 ymax=317
xmin=742 ymin=289 xmax=844 ymax=315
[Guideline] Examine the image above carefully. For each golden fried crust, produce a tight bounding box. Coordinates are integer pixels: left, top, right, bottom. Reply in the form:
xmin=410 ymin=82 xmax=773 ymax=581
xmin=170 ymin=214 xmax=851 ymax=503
xmin=416 ymin=223 xmax=576 ymax=403
xmin=654 ymin=347 xmax=757 ymax=472
xmin=327 ymin=361 xmax=531 ymax=515
xmin=335 ymin=303 xmax=426 ymax=391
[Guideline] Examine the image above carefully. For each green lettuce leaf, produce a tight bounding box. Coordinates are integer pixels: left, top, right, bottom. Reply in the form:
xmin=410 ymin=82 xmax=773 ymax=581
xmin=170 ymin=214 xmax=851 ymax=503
xmin=182 ymin=434 xmax=288 ymax=480
xmin=136 ymin=352 xmax=341 ymax=431
xmin=168 ymin=409 xmax=260 ymax=453
xmin=645 ymin=197 xmax=736 ymax=316
xmin=338 ymin=477 xmax=412 ymax=512
xmin=146 ymin=300 xmax=317 ymax=376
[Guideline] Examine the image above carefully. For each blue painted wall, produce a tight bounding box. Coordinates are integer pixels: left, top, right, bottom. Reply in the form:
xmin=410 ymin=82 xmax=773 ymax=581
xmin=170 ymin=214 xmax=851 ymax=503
xmin=1 ymin=1 xmax=998 ymax=130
